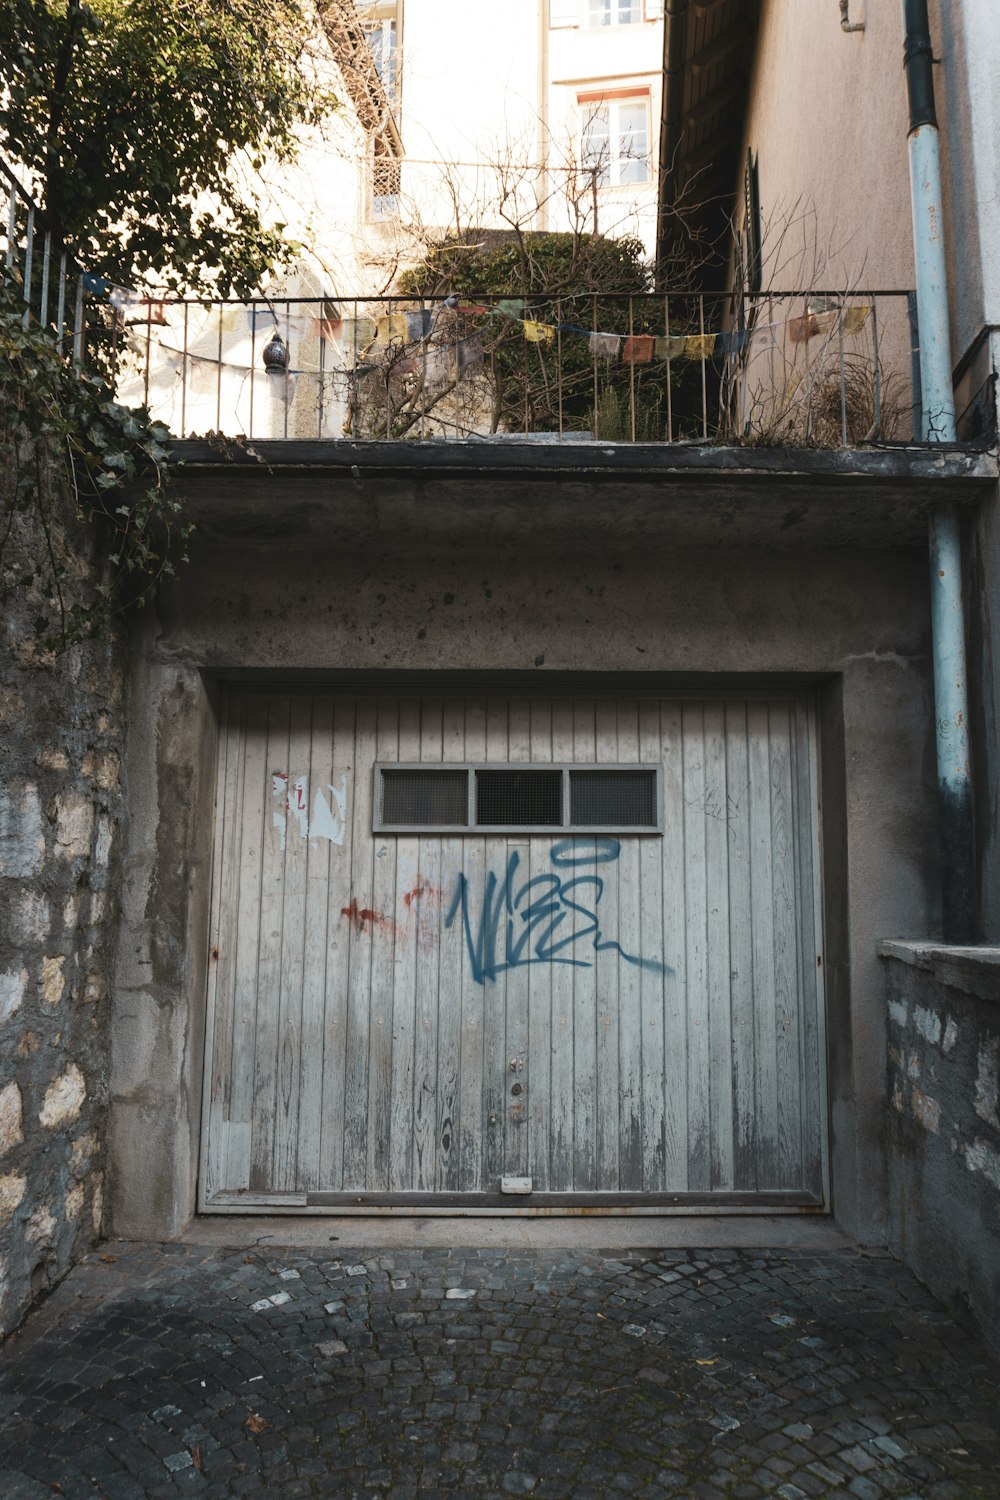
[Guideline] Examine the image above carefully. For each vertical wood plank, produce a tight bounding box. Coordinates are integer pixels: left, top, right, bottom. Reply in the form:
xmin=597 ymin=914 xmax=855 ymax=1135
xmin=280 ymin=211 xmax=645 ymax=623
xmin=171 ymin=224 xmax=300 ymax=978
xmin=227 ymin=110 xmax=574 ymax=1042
xmin=436 ymin=698 xmax=466 ymax=1190
xmin=341 ymin=696 xmax=377 ymax=1189
xmin=616 ymin=700 xmax=643 ymax=1192
xmin=704 ymin=699 xmax=734 ymax=1190
xmin=272 ymin=696 xmax=311 ymax=1191
xmin=526 ymin=699 xmax=553 ymax=1191
xmin=638 ymin=699 xmax=666 ymax=1192
xmin=660 ymin=699 xmax=688 ymax=1189
xmin=250 ymin=696 xmax=291 ymax=1191
xmin=770 ymin=699 xmax=802 ymax=1189
xmin=389 ymin=698 xmax=420 ymax=1191
xmin=504 ymin=698 xmax=531 ymax=1179
xmin=297 ymin=696 xmax=335 ymax=1192
xmin=365 ymin=698 xmax=400 ymax=1190
xmin=319 ymin=696 xmax=357 ymax=1192
xmin=748 ymin=699 xmax=778 ymax=1187
xmin=481 ymin=698 xmax=509 ymax=1192
xmin=204 ymin=690 xmax=242 ymax=1198
xmin=548 ymin=698 xmax=575 ymax=1192
xmin=725 ymin=700 xmax=757 ymax=1191
xmin=571 ymin=699 xmax=597 ymax=1191
xmin=682 ymin=701 xmax=711 ymax=1192
xmin=457 ymin=698 xmax=487 ymax=1192
xmin=228 ymin=695 xmax=267 ymax=1154
xmin=413 ymin=698 xmax=443 ymax=1192
xmin=796 ymin=698 xmax=828 ymax=1199
xmin=593 ymin=699 xmax=620 ymax=1190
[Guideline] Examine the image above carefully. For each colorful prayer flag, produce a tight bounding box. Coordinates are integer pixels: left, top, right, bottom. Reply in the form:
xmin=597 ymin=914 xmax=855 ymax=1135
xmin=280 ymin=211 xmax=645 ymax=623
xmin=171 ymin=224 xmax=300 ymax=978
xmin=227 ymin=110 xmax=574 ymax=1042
xmin=312 ymin=317 xmax=343 ymax=340
xmin=654 ymin=334 xmax=686 ymax=360
xmin=523 ymin=320 xmax=555 ymax=344
xmin=457 ymin=336 xmax=484 ymax=376
xmin=340 ymin=316 xmax=377 ymax=349
xmin=684 ymin=333 xmax=717 ymax=359
xmin=405 ymin=309 xmax=433 ymax=340
xmin=842 ymin=306 xmax=870 ymax=335
xmin=622 ymin=335 xmax=655 ymax=364
xmin=717 ymin=328 xmax=749 ymax=356
xmin=589 ymin=332 xmax=622 ymax=360
xmin=376 ymin=312 xmax=409 ymax=343
xmin=590 ymin=330 xmax=620 ymax=358
xmin=424 ymin=346 xmax=453 ymax=387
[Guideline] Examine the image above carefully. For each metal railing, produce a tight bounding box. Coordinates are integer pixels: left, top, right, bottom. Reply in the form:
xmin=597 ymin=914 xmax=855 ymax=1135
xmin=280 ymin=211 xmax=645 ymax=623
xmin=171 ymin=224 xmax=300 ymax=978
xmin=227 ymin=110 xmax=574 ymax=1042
xmin=0 ymin=159 xmax=85 ymax=357
xmin=107 ymin=288 xmax=919 ymax=447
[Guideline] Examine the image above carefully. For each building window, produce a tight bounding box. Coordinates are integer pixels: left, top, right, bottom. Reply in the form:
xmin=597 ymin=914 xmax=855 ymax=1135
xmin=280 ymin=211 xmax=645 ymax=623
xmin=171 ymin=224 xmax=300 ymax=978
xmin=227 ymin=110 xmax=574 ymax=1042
xmin=364 ymin=17 xmax=398 ymax=109
xmin=552 ymin=0 xmax=656 ymax=20
xmin=374 ymin=764 xmax=662 ymax=834
xmin=579 ymin=95 xmax=650 ymax=187
xmin=588 ymin=0 xmax=642 ymax=25
xmin=370 ymin=136 xmax=401 ymax=221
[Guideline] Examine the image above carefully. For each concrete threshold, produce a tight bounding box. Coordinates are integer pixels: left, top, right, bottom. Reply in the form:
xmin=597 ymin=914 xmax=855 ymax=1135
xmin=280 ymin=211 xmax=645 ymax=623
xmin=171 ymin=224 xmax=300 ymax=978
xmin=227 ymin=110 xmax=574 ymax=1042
xmin=174 ymin=1213 xmax=853 ymax=1253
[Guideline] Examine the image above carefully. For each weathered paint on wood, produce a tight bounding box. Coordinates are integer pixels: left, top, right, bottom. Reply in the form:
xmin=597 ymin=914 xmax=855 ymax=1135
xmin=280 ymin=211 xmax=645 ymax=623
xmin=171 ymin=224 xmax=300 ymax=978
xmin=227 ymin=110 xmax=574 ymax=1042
xmin=201 ymin=690 xmax=828 ymax=1207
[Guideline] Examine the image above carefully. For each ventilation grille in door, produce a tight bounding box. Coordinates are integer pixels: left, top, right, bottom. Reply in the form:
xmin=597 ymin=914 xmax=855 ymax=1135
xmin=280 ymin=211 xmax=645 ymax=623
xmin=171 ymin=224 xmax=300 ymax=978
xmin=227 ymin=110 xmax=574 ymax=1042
xmin=476 ymin=768 xmax=562 ymax=826
xmin=379 ymin=768 xmax=469 ymax=826
xmin=569 ymin=768 xmax=658 ymax=827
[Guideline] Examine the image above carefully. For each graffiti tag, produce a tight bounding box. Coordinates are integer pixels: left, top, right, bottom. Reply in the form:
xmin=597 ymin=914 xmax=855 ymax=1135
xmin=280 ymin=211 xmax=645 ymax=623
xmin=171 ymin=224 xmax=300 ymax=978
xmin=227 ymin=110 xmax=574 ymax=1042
xmin=444 ymin=837 xmax=670 ymax=986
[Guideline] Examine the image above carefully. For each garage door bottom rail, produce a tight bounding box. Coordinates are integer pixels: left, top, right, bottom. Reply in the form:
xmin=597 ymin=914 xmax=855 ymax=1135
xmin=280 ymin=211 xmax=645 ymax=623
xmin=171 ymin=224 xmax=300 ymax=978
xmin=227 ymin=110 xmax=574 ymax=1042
xmin=202 ymin=1189 xmax=827 ymax=1215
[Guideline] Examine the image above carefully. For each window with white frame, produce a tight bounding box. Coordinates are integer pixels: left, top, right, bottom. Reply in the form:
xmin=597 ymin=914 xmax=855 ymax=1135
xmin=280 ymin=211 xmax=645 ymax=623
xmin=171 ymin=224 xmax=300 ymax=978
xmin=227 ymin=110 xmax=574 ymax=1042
xmin=588 ymin=0 xmax=642 ymax=25
xmin=551 ymin=0 xmax=658 ymax=23
xmin=364 ymin=17 xmax=398 ymax=108
xmin=579 ymin=95 xmax=650 ymax=187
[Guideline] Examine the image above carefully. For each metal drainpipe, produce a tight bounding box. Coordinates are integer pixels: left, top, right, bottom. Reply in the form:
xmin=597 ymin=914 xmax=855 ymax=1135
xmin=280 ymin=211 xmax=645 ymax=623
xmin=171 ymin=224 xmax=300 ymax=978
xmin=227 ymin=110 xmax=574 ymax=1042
xmin=902 ymin=0 xmax=975 ymax=940
xmin=839 ymin=1 xmax=865 ymax=33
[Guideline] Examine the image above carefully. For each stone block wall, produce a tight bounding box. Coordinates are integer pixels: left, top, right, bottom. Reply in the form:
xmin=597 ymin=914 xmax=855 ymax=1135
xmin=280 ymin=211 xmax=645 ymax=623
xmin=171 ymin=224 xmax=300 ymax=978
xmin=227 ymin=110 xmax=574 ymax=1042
xmin=0 ymin=514 xmax=124 ymax=1336
xmin=881 ymin=941 xmax=1000 ymax=1361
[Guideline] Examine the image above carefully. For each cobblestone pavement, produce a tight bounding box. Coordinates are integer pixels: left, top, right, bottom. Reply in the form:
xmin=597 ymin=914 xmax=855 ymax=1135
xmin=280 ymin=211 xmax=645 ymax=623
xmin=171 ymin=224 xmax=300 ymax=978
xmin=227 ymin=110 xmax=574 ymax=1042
xmin=0 ymin=1241 xmax=997 ymax=1499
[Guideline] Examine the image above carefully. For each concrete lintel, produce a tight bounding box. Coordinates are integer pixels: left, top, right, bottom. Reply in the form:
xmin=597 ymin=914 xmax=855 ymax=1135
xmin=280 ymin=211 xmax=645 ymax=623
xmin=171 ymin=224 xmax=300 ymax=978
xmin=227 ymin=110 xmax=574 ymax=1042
xmin=170 ymin=437 xmax=998 ymax=485
xmin=878 ymin=938 xmax=1000 ymax=1003
xmin=167 ymin=439 xmax=998 ymax=553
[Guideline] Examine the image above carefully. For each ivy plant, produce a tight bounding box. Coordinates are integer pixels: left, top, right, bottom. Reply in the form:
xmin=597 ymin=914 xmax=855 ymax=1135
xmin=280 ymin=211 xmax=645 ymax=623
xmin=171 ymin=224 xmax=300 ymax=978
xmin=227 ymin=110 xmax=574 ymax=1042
xmin=0 ymin=282 xmax=189 ymax=651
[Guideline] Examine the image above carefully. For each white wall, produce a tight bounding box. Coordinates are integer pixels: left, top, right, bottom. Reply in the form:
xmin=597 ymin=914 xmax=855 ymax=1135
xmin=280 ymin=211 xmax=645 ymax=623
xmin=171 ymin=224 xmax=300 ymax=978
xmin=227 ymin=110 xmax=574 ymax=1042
xmin=742 ymin=0 xmax=999 ymax=378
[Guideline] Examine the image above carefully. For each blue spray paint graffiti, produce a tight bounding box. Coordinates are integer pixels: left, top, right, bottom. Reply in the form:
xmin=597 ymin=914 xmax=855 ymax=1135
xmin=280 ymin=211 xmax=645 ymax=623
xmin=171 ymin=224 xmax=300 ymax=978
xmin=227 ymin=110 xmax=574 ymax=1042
xmin=444 ymin=837 xmax=671 ymax=985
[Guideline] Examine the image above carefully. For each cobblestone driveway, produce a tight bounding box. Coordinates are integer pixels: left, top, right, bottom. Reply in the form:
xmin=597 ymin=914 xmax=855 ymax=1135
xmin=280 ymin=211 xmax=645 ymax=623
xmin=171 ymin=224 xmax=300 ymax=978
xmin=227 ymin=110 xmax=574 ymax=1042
xmin=0 ymin=1241 xmax=997 ymax=1499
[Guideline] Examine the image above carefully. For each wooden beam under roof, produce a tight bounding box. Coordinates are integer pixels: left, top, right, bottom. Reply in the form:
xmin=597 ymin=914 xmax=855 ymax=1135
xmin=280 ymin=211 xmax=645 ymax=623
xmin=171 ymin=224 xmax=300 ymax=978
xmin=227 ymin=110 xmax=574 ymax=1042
xmin=657 ymin=0 xmax=761 ymax=288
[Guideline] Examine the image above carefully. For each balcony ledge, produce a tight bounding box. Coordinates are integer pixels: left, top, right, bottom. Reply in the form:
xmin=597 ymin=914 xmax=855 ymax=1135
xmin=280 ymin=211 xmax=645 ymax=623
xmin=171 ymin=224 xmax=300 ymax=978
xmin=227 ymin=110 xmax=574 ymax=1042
xmin=169 ymin=438 xmax=998 ymax=551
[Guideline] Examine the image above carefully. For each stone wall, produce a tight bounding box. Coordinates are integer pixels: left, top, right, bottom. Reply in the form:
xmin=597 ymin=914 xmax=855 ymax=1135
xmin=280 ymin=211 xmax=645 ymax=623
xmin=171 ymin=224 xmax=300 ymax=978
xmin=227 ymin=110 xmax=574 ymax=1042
xmin=881 ymin=941 xmax=1000 ymax=1360
xmin=0 ymin=510 xmax=124 ymax=1336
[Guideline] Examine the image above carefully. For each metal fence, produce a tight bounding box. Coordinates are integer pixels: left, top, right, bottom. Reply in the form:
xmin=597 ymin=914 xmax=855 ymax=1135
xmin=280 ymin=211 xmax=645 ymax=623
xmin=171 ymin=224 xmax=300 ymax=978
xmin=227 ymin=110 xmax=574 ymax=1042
xmin=109 ymin=289 xmax=919 ymax=446
xmin=0 ymin=159 xmax=84 ymax=357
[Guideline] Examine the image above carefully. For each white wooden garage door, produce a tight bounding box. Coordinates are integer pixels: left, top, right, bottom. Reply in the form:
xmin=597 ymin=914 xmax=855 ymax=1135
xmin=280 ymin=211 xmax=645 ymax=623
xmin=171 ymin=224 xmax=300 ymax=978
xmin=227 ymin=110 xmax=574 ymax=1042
xmin=200 ymin=690 xmax=828 ymax=1212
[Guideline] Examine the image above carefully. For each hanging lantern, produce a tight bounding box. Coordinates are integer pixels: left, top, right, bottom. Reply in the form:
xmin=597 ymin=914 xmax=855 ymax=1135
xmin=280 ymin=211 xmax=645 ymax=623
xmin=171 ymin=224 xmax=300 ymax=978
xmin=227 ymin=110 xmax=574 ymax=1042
xmin=262 ymin=328 xmax=289 ymax=373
